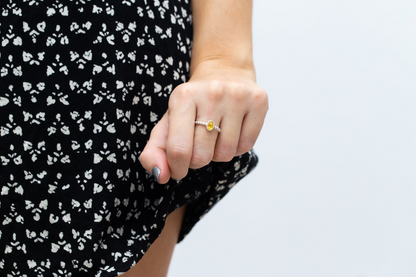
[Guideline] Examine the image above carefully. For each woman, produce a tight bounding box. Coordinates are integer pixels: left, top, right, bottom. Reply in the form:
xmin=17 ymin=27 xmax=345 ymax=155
xmin=0 ymin=0 xmax=268 ymax=276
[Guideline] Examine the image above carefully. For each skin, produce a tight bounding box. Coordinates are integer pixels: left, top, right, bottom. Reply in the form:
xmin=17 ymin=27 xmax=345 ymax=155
xmin=139 ymin=0 xmax=269 ymax=183
xmin=120 ymin=205 xmax=186 ymax=277
xmin=130 ymin=0 xmax=269 ymax=275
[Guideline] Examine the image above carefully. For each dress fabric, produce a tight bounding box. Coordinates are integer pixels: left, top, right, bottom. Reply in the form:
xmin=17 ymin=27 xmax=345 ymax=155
xmin=0 ymin=1 xmax=258 ymax=276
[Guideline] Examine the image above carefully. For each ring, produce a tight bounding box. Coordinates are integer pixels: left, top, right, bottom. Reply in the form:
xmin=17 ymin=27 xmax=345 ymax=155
xmin=195 ymin=120 xmax=221 ymax=132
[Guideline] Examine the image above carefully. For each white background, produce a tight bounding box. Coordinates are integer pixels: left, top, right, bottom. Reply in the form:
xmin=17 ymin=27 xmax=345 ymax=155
xmin=170 ymin=1 xmax=416 ymax=276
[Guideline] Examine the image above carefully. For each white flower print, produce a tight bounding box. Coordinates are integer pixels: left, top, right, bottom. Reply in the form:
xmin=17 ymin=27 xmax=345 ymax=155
xmin=0 ymin=1 xmax=257 ymax=275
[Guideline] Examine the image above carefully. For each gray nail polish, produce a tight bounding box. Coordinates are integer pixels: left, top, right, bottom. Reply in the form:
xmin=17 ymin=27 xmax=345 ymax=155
xmin=152 ymin=166 xmax=160 ymax=183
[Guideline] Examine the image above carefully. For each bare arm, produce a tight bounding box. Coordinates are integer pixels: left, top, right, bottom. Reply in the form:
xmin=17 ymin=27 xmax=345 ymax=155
xmin=190 ymin=0 xmax=255 ymax=79
xmin=140 ymin=0 xmax=268 ymax=183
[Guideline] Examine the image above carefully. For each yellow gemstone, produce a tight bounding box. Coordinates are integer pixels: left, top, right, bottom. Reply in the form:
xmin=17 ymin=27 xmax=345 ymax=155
xmin=207 ymin=120 xmax=214 ymax=131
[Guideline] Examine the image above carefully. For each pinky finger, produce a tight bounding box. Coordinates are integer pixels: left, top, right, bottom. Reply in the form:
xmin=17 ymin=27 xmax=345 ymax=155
xmin=236 ymin=111 xmax=267 ymax=156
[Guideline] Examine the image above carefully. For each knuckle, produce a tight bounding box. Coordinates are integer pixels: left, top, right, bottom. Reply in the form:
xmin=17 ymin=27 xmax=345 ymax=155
xmin=208 ymin=80 xmax=223 ymax=93
xmin=169 ymin=84 xmax=193 ymax=106
xmin=190 ymin=151 xmax=213 ymax=169
xmin=167 ymin=144 xmax=191 ymax=161
xmin=207 ymin=80 xmax=225 ymax=100
xmin=213 ymin=149 xmax=235 ymax=162
xmin=252 ymin=88 xmax=269 ymax=109
xmin=168 ymin=144 xmax=191 ymax=180
xmin=170 ymin=169 xmax=188 ymax=181
xmin=213 ymin=142 xmax=236 ymax=162
xmin=237 ymin=138 xmax=255 ymax=155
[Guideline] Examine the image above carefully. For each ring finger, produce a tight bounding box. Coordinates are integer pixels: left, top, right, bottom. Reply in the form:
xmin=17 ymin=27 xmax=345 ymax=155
xmin=190 ymin=114 xmax=221 ymax=169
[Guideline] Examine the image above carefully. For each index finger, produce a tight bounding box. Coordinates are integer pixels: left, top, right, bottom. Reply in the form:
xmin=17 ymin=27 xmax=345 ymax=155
xmin=166 ymin=86 xmax=196 ymax=180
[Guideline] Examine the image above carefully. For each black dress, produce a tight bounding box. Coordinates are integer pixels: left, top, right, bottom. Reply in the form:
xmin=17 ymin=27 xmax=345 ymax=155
xmin=0 ymin=1 xmax=258 ymax=276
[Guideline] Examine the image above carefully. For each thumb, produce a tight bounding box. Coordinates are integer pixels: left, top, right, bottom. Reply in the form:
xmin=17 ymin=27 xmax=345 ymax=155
xmin=139 ymin=112 xmax=171 ymax=184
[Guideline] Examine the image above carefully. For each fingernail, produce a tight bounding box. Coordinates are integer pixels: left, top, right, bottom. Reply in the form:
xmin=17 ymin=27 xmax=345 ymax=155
xmin=152 ymin=166 xmax=161 ymax=183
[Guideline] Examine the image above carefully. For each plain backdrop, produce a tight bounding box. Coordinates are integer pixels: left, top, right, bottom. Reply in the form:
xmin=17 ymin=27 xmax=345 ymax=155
xmin=169 ymin=1 xmax=416 ymax=276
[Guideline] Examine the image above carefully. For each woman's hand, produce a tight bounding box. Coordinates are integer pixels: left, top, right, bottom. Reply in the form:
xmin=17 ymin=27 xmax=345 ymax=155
xmin=139 ymin=61 xmax=268 ymax=184
xmin=140 ymin=0 xmax=266 ymax=183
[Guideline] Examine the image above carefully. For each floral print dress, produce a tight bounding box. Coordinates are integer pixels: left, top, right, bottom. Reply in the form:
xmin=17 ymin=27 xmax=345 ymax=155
xmin=0 ymin=1 xmax=258 ymax=276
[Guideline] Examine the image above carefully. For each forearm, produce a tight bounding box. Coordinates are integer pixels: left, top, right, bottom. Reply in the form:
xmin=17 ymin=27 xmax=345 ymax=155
xmin=190 ymin=0 xmax=255 ymax=80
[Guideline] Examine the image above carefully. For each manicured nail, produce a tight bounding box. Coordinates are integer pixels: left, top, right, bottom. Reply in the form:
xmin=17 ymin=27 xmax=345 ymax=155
xmin=152 ymin=166 xmax=161 ymax=183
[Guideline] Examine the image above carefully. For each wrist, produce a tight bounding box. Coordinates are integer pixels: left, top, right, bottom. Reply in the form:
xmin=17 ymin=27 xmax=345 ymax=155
xmin=189 ymin=58 xmax=256 ymax=83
